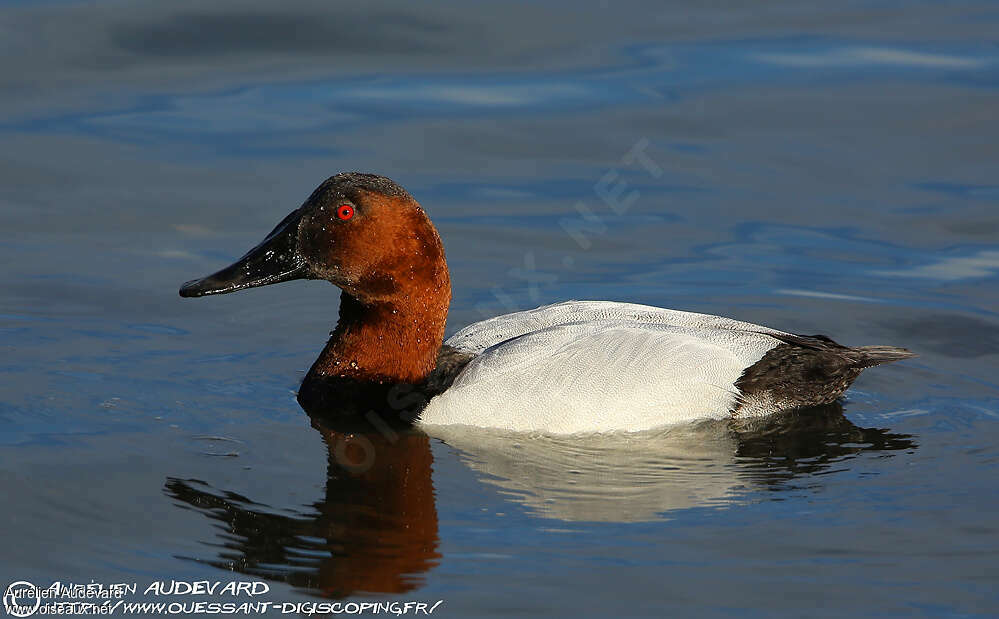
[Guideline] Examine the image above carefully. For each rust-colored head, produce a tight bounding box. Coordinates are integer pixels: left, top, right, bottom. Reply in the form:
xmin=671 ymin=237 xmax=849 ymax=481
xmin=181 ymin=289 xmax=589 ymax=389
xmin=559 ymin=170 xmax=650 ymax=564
xmin=180 ymin=173 xmax=451 ymax=384
xmin=296 ymin=174 xmax=448 ymax=305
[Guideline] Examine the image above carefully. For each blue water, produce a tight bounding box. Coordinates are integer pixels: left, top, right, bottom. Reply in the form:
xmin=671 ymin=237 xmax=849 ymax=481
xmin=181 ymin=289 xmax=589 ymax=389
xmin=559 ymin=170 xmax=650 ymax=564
xmin=2 ymin=1 xmax=998 ymax=616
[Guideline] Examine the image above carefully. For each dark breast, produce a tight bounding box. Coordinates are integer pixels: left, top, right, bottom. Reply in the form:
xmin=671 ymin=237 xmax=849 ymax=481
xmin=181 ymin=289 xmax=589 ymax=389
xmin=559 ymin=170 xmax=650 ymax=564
xmin=297 ymin=345 xmax=473 ymax=424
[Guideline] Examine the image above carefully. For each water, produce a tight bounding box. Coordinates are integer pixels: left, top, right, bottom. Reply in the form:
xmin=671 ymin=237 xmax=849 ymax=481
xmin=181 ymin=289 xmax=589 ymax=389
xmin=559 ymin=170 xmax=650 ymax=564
xmin=2 ymin=1 xmax=998 ymax=616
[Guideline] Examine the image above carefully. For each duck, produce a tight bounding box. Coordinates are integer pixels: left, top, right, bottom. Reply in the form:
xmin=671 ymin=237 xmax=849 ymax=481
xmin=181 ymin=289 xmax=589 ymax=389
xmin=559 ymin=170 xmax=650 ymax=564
xmin=180 ymin=172 xmax=915 ymax=434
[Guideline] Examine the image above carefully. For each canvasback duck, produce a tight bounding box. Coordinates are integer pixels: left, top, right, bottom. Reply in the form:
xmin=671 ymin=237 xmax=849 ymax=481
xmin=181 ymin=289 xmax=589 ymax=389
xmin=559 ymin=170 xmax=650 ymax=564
xmin=180 ymin=173 xmax=915 ymax=434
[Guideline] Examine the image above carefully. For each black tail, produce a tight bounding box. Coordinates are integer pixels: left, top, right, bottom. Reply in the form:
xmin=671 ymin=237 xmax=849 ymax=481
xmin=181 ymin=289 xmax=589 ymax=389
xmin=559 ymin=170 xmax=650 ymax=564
xmin=734 ymin=335 xmax=917 ymax=415
xmin=853 ymin=345 xmax=918 ymax=368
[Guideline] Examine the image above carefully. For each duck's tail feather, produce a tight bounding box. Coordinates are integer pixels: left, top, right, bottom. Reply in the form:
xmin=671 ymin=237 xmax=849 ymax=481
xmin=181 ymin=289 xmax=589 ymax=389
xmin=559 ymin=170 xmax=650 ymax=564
xmin=854 ymin=345 xmax=918 ymax=367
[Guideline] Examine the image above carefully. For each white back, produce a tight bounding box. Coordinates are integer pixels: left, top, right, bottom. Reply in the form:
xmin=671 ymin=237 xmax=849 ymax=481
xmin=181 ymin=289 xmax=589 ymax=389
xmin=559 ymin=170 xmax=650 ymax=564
xmin=419 ymin=301 xmax=786 ymax=433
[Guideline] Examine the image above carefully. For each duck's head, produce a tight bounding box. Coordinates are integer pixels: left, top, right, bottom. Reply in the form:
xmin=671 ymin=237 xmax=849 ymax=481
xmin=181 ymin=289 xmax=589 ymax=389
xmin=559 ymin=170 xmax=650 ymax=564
xmin=180 ymin=172 xmax=449 ymax=307
xmin=180 ymin=173 xmax=451 ymax=388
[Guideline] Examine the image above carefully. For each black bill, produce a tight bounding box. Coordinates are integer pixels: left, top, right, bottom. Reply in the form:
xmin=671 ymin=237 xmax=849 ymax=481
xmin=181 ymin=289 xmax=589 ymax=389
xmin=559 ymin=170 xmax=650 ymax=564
xmin=179 ymin=208 xmax=312 ymax=298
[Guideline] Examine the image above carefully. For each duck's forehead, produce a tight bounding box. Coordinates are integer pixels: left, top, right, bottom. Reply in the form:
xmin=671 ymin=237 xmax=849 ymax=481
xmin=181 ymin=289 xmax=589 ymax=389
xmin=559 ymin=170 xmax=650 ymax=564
xmin=307 ymin=183 xmax=352 ymax=205
xmin=307 ymin=173 xmax=412 ymax=206
xmin=304 ymin=179 xmax=353 ymax=205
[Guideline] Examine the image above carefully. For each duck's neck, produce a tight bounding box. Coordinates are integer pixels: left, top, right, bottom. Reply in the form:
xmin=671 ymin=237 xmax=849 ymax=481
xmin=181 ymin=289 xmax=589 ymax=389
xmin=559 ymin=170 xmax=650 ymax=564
xmin=308 ymin=290 xmax=449 ymax=385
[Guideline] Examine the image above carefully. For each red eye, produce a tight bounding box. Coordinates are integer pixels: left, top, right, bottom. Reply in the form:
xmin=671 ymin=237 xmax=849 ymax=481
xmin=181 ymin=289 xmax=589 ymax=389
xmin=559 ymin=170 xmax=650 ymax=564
xmin=336 ymin=204 xmax=354 ymax=220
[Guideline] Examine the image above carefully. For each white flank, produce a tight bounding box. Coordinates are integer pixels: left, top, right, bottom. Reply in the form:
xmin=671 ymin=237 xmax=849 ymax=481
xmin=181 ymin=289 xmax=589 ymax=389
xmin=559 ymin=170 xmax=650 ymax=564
xmin=419 ymin=301 xmax=786 ymax=433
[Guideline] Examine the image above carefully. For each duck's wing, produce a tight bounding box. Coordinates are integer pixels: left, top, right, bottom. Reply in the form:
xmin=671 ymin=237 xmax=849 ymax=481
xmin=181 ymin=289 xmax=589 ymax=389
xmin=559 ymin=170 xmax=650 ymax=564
xmin=445 ymin=300 xmax=790 ymax=360
xmin=421 ymin=303 xmax=787 ymax=433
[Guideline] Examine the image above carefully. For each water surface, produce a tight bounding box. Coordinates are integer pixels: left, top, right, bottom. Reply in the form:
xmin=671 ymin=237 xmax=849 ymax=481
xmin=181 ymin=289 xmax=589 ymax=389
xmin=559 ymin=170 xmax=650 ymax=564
xmin=1 ymin=1 xmax=998 ymax=616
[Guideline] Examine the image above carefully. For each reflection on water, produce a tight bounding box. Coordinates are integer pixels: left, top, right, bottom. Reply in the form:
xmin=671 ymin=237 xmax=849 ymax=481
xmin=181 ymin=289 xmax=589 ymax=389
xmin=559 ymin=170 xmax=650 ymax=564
xmin=167 ymin=405 xmax=914 ymax=594
xmin=165 ymin=416 xmax=438 ymax=598
xmin=731 ymin=405 xmax=918 ymax=488
xmin=433 ymin=404 xmax=916 ymax=522
xmin=432 ymin=420 xmax=743 ymax=523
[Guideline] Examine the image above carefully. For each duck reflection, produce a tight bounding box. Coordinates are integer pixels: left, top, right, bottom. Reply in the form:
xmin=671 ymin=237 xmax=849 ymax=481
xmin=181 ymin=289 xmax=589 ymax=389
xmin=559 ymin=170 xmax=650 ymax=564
xmin=428 ymin=403 xmax=916 ymax=522
xmin=731 ymin=403 xmax=917 ymax=487
xmin=166 ymin=403 xmax=916 ymax=595
xmin=165 ymin=414 xmax=438 ymax=598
